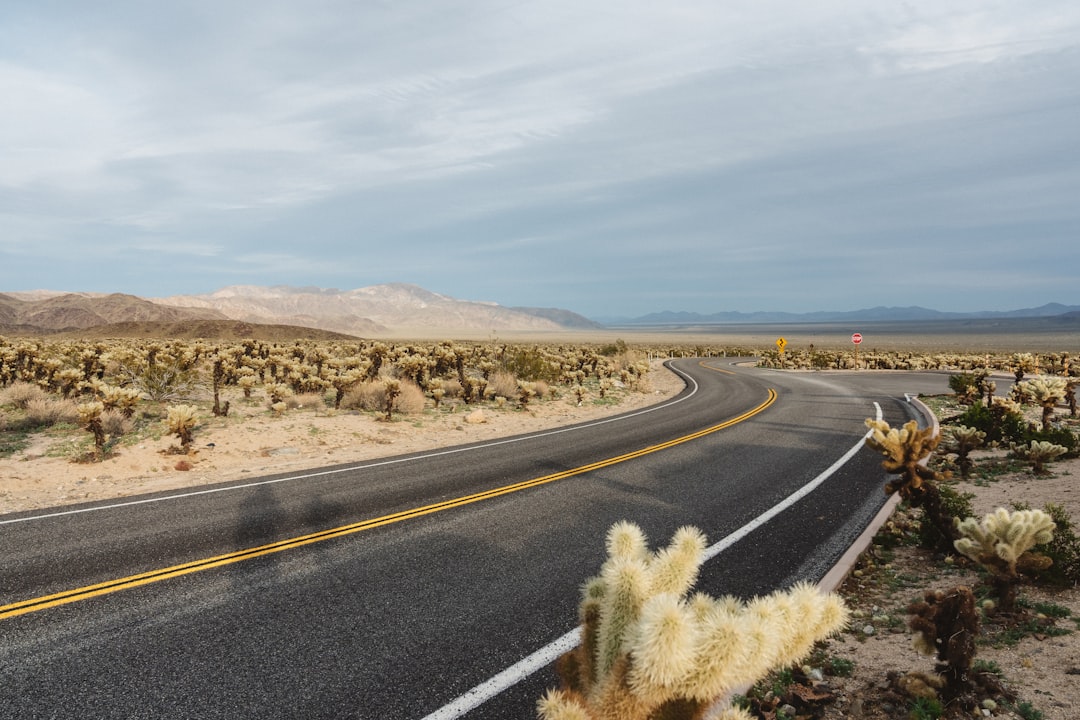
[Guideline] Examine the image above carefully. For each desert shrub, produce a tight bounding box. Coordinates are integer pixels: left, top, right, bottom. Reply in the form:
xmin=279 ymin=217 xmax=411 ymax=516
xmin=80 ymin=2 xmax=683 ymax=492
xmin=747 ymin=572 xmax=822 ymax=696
xmin=439 ymin=378 xmax=463 ymax=399
xmin=285 ymin=392 xmax=329 ymax=410
xmin=341 ymin=379 xmax=424 ymax=415
xmin=341 ymin=381 xmax=384 ymax=412
xmin=394 ymin=380 xmax=426 ymax=414
xmin=504 ymin=348 xmax=560 ymax=382
xmin=949 ymin=372 xmax=982 ymax=405
xmin=100 ymin=408 xmax=133 ymax=438
xmin=1021 ymin=426 xmax=1078 ymax=457
xmin=952 ymin=401 xmax=1026 ymax=445
xmin=598 ymin=338 xmax=629 ymax=357
xmin=487 ymin=371 xmax=518 ymax=400
xmin=0 ymin=381 xmax=49 ymax=409
xmin=919 ymin=483 xmax=975 ymax=551
xmin=24 ymin=397 xmax=79 ymax=427
xmin=128 ymin=360 xmax=202 ymax=402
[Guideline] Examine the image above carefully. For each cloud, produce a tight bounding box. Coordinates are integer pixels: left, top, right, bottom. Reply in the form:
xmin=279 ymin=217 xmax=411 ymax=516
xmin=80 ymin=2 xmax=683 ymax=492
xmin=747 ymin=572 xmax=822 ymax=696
xmin=0 ymin=1 xmax=1078 ymax=315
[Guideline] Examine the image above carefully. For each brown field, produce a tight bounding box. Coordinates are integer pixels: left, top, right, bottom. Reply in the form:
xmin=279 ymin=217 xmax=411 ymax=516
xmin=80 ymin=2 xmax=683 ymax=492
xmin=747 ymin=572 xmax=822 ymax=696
xmin=381 ymin=318 xmax=1080 ymax=354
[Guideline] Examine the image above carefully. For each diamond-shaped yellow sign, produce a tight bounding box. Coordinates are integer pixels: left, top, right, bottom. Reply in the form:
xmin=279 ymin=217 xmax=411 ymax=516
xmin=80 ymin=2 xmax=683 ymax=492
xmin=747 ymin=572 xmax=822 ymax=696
xmin=776 ymin=337 xmax=787 ymax=353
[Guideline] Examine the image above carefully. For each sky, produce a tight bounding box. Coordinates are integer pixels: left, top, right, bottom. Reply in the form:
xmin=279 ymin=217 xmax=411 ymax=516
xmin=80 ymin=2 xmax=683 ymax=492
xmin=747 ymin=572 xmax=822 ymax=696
xmin=2 ymin=1 xmax=1079 ymax=320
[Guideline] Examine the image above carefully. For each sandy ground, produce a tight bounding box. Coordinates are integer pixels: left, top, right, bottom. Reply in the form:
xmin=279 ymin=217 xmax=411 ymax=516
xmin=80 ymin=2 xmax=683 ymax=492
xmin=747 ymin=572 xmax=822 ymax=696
xmin=0 ymin=360 xmax=687 ymax=514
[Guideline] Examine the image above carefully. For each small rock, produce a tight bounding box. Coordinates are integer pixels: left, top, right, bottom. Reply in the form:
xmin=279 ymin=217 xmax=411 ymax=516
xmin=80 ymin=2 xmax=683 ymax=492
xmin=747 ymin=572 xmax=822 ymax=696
xmin=268 ymin=447 xmax=300 ymax=456
xmin=862 ymin=624 xmax=876 ymax=636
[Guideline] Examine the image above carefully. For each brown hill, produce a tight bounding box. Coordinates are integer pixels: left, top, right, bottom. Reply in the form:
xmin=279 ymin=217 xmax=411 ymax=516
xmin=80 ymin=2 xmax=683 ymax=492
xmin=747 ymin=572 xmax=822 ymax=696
xmin=0 ymin=292 xmax=226 ymax=331
xmin=51 ymin=320 xmax=360 ymax=342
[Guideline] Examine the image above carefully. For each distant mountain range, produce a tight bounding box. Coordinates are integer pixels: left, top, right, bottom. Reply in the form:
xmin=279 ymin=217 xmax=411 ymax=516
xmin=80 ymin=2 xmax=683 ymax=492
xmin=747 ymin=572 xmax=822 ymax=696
xmin=2 ymin=285 xmax=1076 ymax=338
xmin=0 ymin=284 xmax=601 ymax=337
xmin=600 ymin=303 xmax=1080 ymax=326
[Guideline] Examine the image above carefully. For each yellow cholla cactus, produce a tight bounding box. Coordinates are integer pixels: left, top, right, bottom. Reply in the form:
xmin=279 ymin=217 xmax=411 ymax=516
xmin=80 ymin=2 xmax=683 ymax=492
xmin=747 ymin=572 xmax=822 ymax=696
xmin=538 ymin=522 xmax=849 ymax=720
xmin=954 ymin=508 xmax=1056 ymax=614
xmin=1013 ymin=440 xmax=1069 ymax=475
xmin=864 ymin=419 xmax=943 ymax=497
xmin=955 ymin=508 xmax=1055 ymax=570
xmin=1015 ymin=376 xmax=1068 ymax=430
xmin=166 ymin=404 xmax=199 ymax=451
xmin=76 ymin=400 xmax=105 ymax=426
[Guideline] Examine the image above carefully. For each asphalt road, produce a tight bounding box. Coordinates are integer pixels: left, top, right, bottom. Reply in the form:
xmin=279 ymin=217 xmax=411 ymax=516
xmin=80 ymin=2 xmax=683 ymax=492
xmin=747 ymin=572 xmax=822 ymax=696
xmin=0 ymin=360 xmax=951 ymax=719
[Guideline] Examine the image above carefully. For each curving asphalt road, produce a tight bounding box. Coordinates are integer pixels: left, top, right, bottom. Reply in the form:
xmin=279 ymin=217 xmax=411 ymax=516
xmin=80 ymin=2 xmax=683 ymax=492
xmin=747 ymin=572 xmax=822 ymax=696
xmin=0 ymin=359 xmax=951 ymax=719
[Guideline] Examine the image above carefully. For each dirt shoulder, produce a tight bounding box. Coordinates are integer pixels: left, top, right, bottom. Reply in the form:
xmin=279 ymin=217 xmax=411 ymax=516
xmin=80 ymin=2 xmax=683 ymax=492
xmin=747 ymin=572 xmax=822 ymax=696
xmin=1 ymin=360 xmax=686 ymax=514
xmin=813 ymin=456 xmax=1080 ymax=720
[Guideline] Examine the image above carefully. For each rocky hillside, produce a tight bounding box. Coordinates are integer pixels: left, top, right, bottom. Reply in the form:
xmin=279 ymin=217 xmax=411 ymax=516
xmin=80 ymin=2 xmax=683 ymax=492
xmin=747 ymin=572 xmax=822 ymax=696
xmin=0 ymin=292 xmax=225 ymax=334
xmin=155 ymin=283 xmax=596 ymax=334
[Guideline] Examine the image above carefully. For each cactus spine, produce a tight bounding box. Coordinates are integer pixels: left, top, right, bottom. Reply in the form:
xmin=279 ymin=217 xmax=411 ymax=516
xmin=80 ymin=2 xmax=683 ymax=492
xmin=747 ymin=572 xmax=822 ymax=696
xmin=539 ymin=522 xmax=848 ymax=720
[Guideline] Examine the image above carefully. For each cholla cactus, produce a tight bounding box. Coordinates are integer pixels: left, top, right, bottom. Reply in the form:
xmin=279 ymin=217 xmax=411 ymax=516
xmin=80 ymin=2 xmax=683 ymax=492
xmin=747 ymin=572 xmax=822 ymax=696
xmin=99 ymin=384 xmax=141 ymax=418
xmin=940 ymin=426 xmax=985 ymax=478
xmin=429 ymin=378 xmax=447 ymax=409
xmin=166 ymin=404 xmax=199 ymax=452
xmin=954 ymin=508 xmax=1056 ymax=614
xmin=382 ymin=378 xmax=401 ymax=420
xmin=265 ymin=382 xmax=293 ymax=405
xmin=329 ymin=368 xmax=365 ymax=409
xmin=864 ymin=419 xmax=943 ymax=497
xmin=518 ymin=381 xmax=537 ymax=408
xmin=1010 ymin=353 xmax=1037 ymax=382
xmin=865 ymin=419 xmax=956 ymax=552
xmin=237 ymin=373 xmax=257 ymax=399
xmin=990 ymin=396 xmax=1022 ymax=418
xmin=1014 ymin=376 xmax=1068 ymax=431
xmin=538 ymin=522 xmax=848 ymax=720
xmin=906 ymin=586 xmax=1010 ymax=711
xmin=1012 ymin=440 xmax=1069 ymax=475
xmin=77 ymin=400 xmax=107 ymax=457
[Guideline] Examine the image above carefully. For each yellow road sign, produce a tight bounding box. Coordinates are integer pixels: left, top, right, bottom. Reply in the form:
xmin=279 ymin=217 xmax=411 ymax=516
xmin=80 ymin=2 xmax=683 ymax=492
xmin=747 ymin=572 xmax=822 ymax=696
xmin=776 ymin=337 xmax=787 ymax=353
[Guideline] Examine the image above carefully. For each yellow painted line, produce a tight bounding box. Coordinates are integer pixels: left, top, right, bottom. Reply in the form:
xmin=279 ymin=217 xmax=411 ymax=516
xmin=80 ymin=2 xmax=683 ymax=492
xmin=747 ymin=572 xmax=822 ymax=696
xmin=1 ymin=388 xmax=777 ymax=621
xmin=698 ymin=359 xmax=736 ymax=375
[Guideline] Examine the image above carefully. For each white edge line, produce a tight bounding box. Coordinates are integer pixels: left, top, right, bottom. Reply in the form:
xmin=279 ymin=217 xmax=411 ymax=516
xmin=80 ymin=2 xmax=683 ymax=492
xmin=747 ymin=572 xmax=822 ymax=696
xmin=2 ymin=363 xmax=701 ymax=526
xmin=420 ymin=401 xmax=884 ymax=720
xmin=420 ymin=628 xmax=582 ymax=720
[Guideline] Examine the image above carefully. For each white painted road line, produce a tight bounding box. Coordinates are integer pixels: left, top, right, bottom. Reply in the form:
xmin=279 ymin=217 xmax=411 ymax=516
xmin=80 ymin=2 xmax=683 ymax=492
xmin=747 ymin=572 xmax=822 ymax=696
xmin=419 ymin=402 xmax=883 ymax=720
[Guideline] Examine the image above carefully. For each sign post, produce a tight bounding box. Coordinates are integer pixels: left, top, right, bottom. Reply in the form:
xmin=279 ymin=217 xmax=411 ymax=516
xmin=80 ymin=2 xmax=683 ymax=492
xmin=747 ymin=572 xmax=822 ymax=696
xmin=776 ymin=337 xmax=787 ymax=355
xmin=851 ymin=332 xmax=862 ymax=368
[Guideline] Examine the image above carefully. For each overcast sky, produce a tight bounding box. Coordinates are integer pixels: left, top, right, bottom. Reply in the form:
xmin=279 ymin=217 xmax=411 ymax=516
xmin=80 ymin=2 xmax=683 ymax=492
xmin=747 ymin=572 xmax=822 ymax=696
xmin=2 ymin=1 xmax=1078 ymax=319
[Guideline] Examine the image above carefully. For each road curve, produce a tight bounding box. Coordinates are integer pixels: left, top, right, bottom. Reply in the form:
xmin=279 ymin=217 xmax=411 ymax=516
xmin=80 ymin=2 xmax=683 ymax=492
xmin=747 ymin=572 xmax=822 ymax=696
xmin=0 ymin=359 xmax=951 ymax=719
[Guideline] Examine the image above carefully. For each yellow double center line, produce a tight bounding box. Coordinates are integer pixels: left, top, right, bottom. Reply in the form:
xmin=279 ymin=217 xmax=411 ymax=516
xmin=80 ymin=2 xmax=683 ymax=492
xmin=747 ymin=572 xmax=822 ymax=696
xmin=1 ymin=387 xmax=776 ymax=621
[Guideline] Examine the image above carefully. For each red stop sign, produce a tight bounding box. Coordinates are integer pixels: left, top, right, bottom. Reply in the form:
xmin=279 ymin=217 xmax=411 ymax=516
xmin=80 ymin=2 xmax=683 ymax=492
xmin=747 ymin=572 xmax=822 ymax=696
xmin=852 ymin=333 xmax=863 ymax=345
